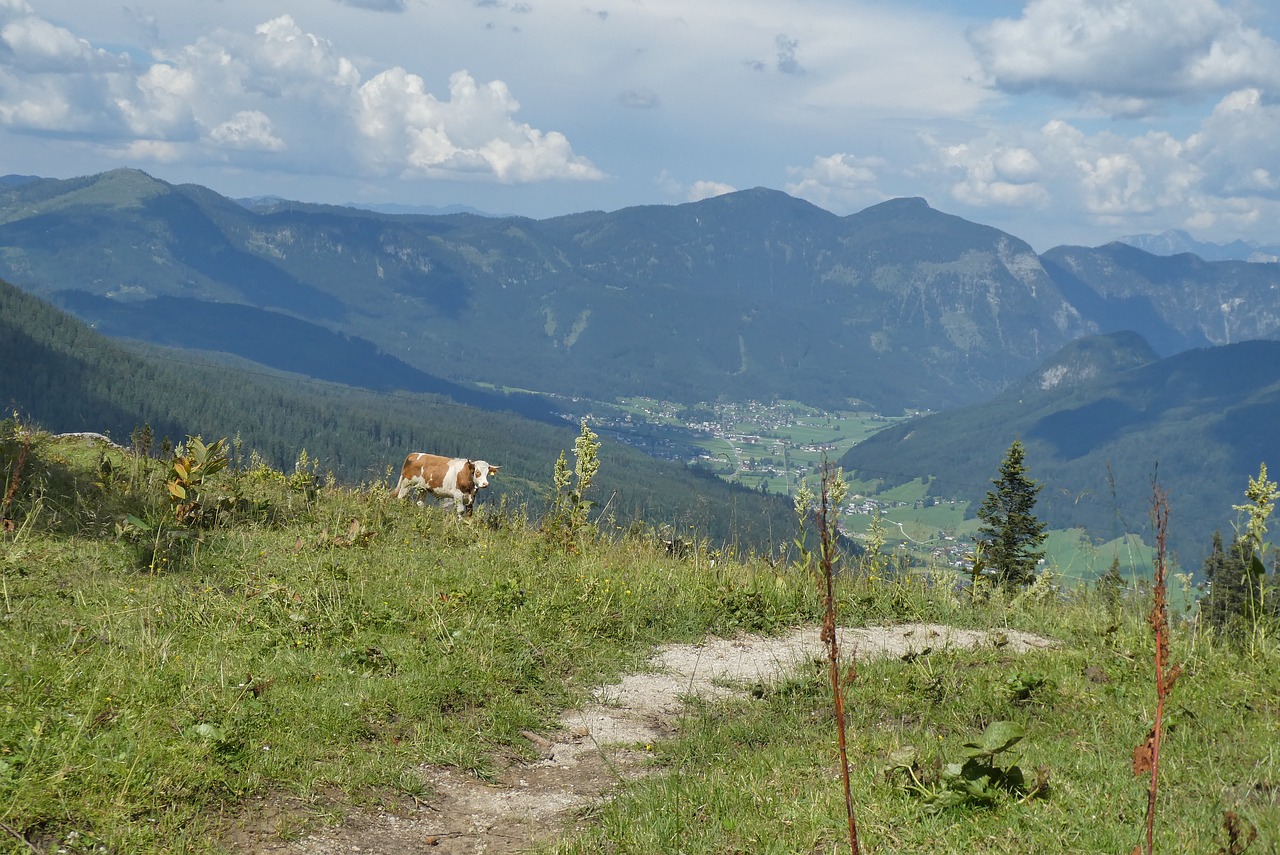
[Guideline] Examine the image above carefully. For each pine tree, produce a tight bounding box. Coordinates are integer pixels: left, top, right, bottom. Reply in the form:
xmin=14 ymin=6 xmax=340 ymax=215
xmin=976 ymin=439 xmax=1047 ymax=590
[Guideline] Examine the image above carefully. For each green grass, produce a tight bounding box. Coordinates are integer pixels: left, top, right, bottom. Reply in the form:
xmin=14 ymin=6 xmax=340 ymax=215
xmin=545 ymin=609 xmax=1280 ymax=854
xmin=2 ymin=431 xmax=1278 ymax=854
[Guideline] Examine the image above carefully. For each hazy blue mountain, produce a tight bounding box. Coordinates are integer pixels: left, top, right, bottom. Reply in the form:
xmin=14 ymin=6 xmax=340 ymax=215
xmin=1117 ymin=229 xmax=1280 ymax=263
xmin=341 ymin=201 xmax=503 ymax=217
xmin=3 ymin=169 xmax=1280 ymax=417
xmin=0 ymin=170 xmax=1084 ymax=413
xmin=0 ymin=174 xmax=41 ymax=188
xmin=1040 ymin=242 xmax=1280 ymax=356
xmin=839 ymin=332 xmax=1280 ymax=570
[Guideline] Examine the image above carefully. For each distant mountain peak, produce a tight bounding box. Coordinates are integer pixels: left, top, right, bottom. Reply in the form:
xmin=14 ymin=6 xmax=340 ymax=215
xmin=864 ymin=196 xmax=932 ymax=212
xmin=1116 ymin=229 xmax=1280 ymax=263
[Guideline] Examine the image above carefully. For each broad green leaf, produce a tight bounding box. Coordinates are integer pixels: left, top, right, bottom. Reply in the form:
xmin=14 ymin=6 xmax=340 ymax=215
xmin=190 ymin=723 xmax=223 ymax=742
xmin=974 ymin=720 xmax=1025 ymax=755
xmin=887 ymin=746 xmax=918 ymax=769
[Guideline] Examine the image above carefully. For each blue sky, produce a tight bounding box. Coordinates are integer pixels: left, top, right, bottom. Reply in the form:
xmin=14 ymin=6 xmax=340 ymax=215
xmin=2 ymin=0 xmax=1278 ymax=251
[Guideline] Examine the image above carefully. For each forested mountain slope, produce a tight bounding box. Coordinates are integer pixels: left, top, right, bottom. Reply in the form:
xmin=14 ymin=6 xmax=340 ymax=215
xmin=839 ymin=332 xmax=1280 ymax=569
xmin=0 ymin=279 xmax=794 ymax=547
xmin=0 ymin=169 xmax=1088 ymax=412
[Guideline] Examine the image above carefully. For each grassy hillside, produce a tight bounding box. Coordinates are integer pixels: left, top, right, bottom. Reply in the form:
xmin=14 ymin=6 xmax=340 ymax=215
xmin=0 ymin=277 xmax=793 ymax=549
xmin=0 ymin=430 xmax=1276 ymax=853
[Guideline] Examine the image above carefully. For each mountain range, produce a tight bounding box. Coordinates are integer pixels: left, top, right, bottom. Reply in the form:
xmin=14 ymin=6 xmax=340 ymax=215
xmin=4 ymin=168 xmax=1280 ymax=569
xmin=1117 ymin=229 xmax=1280 ymax=263
xmin=4 ymin=169 xmax=1278 ymax=416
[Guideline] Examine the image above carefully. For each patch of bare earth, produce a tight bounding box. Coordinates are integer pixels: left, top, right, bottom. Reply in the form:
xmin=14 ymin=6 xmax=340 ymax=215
xmin=231 ymin=623 xmax=1054 ymax=854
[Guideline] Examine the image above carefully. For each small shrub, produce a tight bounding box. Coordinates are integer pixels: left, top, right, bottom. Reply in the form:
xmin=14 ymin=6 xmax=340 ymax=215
xmin=542 ymin=419 xmax=601 ymax=553
xmin=890 ymin=720 xmax=1046 ymax=812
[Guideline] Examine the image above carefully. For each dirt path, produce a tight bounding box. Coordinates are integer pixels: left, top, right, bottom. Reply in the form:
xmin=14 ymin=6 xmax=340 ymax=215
xmin=244 ymin=623 xmax=1054 ymax=854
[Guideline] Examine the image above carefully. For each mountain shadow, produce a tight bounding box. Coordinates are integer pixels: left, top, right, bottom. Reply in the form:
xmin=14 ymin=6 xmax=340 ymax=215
xmin=51 ymin=292 xmax=555 ymax=421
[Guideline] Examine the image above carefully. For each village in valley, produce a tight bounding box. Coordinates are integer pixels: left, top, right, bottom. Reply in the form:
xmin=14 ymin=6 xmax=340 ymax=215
xmin=566 ymin=396 xmax=980 ymax=571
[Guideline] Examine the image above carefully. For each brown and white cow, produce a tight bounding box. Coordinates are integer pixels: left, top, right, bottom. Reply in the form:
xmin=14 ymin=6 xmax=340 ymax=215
xmin=392 ymin=453 xmax=499 ymax=517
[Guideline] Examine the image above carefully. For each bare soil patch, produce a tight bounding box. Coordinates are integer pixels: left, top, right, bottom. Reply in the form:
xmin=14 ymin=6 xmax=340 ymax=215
xmin=233 ymin=623 xmax=1054 ymax=854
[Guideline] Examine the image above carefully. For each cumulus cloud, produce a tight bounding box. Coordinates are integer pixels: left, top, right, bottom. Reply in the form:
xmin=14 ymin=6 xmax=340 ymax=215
xmin=1187 ymin=87 xmax=1280 ymax=197
xmin=0 ymin=1 xmax=128 ymax=73
xmin=935 ymin=140 xmax=1052 ymax=208
xmin=928 ymin=85 xmax=1280 ymax=234
xmin=784 ymin=153 xmax=885 ymax=211
xmin=688 ymin=180 xmax=735 ymax=201
xmin=0 ymin=8 xmax=601 ymax=184
xmin=355 ymin=67 xmax=602 ymax=181
xmin=209 ymin=110 xmax=285 ymax=151
xmin=969 ymin=0 xmax=1280 ymax=114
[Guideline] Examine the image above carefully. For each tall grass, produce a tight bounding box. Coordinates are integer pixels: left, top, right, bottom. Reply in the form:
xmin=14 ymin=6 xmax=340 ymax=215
xmin=0 ymin=431 xmax=1277 ymax=853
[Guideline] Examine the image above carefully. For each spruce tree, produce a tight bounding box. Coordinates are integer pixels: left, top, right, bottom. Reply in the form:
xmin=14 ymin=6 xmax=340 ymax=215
xmin=976 ymin=439 xmax=1047 ymax=590
xmin=1203 ymin=464 xmax=1280 ymax=636
xmin=1200 ymin=530 xmax=1251 ymax=635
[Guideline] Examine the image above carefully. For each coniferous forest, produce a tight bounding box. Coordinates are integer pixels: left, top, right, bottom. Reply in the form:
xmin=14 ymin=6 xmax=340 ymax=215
xmin=0 ymin=277 xmax=794 ymax=549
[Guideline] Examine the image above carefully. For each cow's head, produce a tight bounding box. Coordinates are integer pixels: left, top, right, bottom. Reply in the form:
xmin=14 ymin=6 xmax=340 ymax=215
xmin=472 ymin=460 xmax=499 ymax=489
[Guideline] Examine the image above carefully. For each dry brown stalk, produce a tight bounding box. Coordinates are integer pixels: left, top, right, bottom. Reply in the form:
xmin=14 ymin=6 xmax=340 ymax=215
xmin=1132 ymin=486 xmax=1181 ymax=855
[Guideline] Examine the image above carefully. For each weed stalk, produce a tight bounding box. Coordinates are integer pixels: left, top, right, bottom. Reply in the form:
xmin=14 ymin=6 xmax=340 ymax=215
xmin=815 ymin=460 xmax=861 ymax=854
xmin=1132 ymin=486 xmax=1181 ymax=855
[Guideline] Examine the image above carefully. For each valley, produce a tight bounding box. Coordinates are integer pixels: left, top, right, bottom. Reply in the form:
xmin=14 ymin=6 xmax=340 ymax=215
xmin=4 ymin=170 xmax=1277 ymax=582
xmin=556 ymin=395 xmax=1155 ymax=582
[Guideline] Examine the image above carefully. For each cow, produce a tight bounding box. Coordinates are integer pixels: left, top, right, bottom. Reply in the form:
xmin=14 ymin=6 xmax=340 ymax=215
xmin=392 ymin=453 xmax=500 ymax=517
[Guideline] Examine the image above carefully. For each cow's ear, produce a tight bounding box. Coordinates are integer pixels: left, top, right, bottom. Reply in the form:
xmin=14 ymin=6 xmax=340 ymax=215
xmin=490 ymin=466 xmax=500 ymax=475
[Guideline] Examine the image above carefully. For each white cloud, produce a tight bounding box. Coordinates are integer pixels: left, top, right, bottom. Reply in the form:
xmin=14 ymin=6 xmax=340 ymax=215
xmin=1184 ymin=88 xmax=1280 ymax=201
xmin=209 ymin=109 xmax=285 ymax=151
xmin=969 ymin=0 xmax=1280 ymax=114
xmin=784 ymin=153 xmax=884 ymax=211
xmin=927 ymin=85 xmax=1280 ymax=238
xmin=935 ymin=138 xmax=1052 ymax=209
xmin=0 ymin=8 xmax=601 ymax=183
xmin=115 ymin=62 xmax=199 ymax=138
xmin=688 ymin=180 xmax=735 ymax=202
xmin=355 ymin=67 xmax=603 ymax=181
xmin=0 ymin=1 xmax=127 ymax=73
